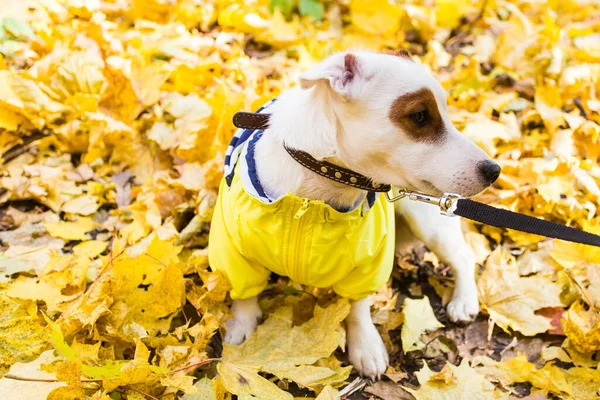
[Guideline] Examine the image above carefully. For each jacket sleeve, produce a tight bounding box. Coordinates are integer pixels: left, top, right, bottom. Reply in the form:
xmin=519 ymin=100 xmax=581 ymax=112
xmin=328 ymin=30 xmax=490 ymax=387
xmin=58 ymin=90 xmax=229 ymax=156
xmin=208 ymin=181 xmax=271 ymax=300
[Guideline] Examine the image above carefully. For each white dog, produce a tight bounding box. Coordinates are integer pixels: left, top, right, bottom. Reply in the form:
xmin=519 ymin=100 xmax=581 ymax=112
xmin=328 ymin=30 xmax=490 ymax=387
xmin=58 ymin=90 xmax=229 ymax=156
xmin=209 ymin=51 xmax=500 ymax=379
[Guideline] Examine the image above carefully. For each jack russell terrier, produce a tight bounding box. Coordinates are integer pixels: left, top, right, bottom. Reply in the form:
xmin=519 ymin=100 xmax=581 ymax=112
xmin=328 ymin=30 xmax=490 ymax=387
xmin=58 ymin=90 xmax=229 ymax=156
xmin=208 ymin=51 xmax=501 ymax=379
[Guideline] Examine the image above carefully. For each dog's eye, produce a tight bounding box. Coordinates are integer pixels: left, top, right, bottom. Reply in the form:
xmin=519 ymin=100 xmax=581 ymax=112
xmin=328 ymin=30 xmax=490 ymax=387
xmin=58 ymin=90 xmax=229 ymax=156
xmin=409 ymin=110 xmax=430 ymax=126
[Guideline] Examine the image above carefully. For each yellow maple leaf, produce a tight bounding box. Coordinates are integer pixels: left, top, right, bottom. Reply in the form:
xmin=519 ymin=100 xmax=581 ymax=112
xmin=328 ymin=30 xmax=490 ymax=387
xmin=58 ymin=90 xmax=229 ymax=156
xmin=222 ymin=299 xmax=351 ymax=393
xmin=256 ymin=11 xmax=304 ymax=47
xmin=435 ymin=0 xmax=472 ymax=29
xmin=129 ymin=55 xmax=173 ymax=110
xmin=40 ymin=252 xmax=90 ymax=293
xmin=46 ymin=359 xmax=85 ymax=400
xmin=550 ymin=221 xmax=600 ymax=269
xmin=44 ymin=217 xmax=97 ymax=241
xmin=316 ymin=385 xmax=340 ymax=400
xmin=103 ymin=339 xmax=169 ymax=392
xmin=475 ymin=354 xmax=600 ymax=399
xmin=218 ymin=362 xmax=293 ymax=399
xmin=478 ymin=246 xmax=564 ymax=336
xmin=0 ymin=70 xmax=69 ymax=129
xmin=217 ymin=3 xmax=270 ymax=34
xmin=160 ymin=373 xmax=200 ymax=395
xmin=349 ymin=0 xmax=403 ymax=36
xmin=407 ymin=361 xmax=508 ymax=400
xmin=61 ymin=194 xmax=100 ymax=216
xmin=0 ymin=295 xmax=49 ymax=376
xmin=562 ymin=301 xmax=600 ymax=353
xmin=429 ymin=364 xmax=456 ymax=384
xmin=56 ymin=281 xmax=112 ymax=337
xmin=72 ymin=240 xmax=108 ymax=259
xmin=29 ymin=47 xmax=108 ymax=102
xmin=105 ymin=237 xmax=185 ymax=333
xmin=181 ymin=377 xmax=217 ymax=400
xmin=534 ymin=81 xmax=565 ymax=134
xmin=401 ymin=297 xmax=444 ymax=352
xmin=4 ymin=277 xmax=70 ymax=314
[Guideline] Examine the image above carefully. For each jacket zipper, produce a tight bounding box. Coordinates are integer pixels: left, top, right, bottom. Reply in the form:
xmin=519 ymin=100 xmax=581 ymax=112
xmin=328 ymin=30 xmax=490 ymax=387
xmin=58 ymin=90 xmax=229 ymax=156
xmin=289 ymin=199 xmax=310 ymax=281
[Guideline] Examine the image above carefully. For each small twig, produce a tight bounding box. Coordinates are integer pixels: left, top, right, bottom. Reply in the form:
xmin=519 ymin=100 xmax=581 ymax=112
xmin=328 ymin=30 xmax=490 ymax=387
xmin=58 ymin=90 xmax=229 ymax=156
xmin=297 ymin=289 xmax=319 ymax=300
xmin=170 ymin=358 xmax=220 ymax=374
xmin=144 ymin=252 xmax=168 ymax=268
xmin=124 ymin=386 xmax=160 ymax=400
xmin=1 ymin=129 xmax=51 ymax=165
xmin=339 ymin=376 xmax=368 ymax=398
xmin=93 ymin=231 xmax=121 ymax=283
xmin=3 ymin=374 xmax=102 ymax=383
xmin=573 ymin=97 xmax=589 ymax=120
xmin=181 ymin=305 xmax=189 ymax=325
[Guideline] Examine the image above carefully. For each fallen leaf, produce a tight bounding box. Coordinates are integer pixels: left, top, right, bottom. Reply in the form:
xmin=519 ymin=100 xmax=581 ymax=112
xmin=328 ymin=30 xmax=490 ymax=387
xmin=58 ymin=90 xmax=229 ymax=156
xmin=0 ymin=350 xmax=62 ymax=398
xmin=218 ymin=362 xmax=293 ymax=400
xmin=44 ymin=217 xmax=97 ymax=241
xmin=316 ymin=385 xmax=340 ymax=400
xmin=407 ymin=361 xmax=508 ymax=400
xmin=365 ymin=380 xmax=415 ymax=400
xmin=401 ymin=297 xmax=444 ymax=352
xmin=474 ymin=355 xmax=600 ymax=399
xmin=182 ymin=377 xmax=217 ymax=400
xmin=160 ymin=373 xmax=200 ymax=394
xmin=113 ymin=171 xmax=134 ymax=208
xmin=561 ymin=301 xmax=600 ymax=353
xmin=61 ymin=194 xmax=100 ymax=216
xmin=222 ymin=299 xmax=351 ymax=391
xmin=0 ymin=295 xmax=49 ymax=376
xmin=478 ymin=247 xmax=564 ymax=336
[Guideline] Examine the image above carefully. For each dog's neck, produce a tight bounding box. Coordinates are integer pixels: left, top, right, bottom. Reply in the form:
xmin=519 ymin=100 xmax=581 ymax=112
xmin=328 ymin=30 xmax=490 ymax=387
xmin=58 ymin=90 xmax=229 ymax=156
xmin=254 ymin=87 xmax=366 ymax=209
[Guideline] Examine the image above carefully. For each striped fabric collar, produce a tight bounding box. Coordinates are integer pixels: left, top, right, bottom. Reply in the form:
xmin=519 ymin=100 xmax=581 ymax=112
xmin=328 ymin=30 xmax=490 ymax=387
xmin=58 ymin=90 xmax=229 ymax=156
xmin=223 ymin=99 xmax=377 ymax=212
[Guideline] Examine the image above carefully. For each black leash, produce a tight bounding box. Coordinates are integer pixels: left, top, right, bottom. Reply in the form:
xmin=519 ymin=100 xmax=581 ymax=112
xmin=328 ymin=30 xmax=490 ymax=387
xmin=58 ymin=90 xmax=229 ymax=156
xmin=384 ymin=189 xmax=600 ymax=247
xmin=453 ymin=198 xmax=600 ymax=247
xmin=232 ymin=110 xmax=600 ymax=248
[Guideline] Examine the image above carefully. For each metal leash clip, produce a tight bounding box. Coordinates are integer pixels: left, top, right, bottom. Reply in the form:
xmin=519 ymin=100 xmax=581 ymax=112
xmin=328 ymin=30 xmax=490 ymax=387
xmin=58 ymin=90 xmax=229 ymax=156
xmin=385 ymin=188 xmax=461 ymax=216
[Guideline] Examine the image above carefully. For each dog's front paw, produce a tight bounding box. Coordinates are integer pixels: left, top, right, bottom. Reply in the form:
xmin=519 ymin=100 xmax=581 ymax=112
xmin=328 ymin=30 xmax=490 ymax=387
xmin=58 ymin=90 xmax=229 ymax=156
xmin=447 ymin=292 xmax=479 ymax=323
xmin=225 ymin=298 xmax=263 ymax=345
xmin=347 ymin=320 xmax=389 ymax=380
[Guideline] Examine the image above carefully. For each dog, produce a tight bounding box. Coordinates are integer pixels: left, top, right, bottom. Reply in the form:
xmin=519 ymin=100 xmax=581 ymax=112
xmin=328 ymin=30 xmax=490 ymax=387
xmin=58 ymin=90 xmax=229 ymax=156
xmin=208 ymin=51 xmax=500 ymax=379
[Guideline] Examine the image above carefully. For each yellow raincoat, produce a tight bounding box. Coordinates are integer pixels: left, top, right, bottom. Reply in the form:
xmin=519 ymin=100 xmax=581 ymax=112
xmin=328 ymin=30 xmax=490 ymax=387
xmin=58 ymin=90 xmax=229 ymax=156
xmin=209 ymin=161 xmax=396 ymax=300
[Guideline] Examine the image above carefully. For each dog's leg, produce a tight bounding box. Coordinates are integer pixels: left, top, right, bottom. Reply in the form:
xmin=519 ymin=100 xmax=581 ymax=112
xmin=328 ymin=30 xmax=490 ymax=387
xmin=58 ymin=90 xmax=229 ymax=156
xmin=346 ymin=296 xmax=389 ymax=380
xmin=224 ymin=296 xmax=263 ymax=345
xmin=396 ymin=198 xmax=479 ymax=322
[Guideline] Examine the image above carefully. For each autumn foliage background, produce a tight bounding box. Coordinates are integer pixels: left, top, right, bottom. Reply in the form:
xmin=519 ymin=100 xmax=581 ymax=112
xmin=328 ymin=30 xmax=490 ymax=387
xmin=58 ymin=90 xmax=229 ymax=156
xmin=1 ymin=0 xmax=600 ymax=399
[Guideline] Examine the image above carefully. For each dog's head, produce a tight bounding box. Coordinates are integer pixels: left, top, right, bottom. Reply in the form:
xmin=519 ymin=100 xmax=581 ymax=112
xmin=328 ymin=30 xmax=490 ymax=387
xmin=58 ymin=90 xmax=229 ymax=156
xmin=299 ymin=51 xmax=500 ymax=197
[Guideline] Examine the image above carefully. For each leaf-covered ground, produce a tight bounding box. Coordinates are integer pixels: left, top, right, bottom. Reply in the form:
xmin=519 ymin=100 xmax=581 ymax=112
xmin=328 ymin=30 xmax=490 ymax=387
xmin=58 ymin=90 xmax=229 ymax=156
xmin=1 ymin=0 xmax=600 ymax=399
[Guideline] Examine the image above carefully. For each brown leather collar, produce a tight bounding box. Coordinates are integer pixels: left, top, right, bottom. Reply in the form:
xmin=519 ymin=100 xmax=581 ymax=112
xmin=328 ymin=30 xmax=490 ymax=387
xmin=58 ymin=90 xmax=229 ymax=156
xmin=232 ymin=111 xmax=392 ymax=193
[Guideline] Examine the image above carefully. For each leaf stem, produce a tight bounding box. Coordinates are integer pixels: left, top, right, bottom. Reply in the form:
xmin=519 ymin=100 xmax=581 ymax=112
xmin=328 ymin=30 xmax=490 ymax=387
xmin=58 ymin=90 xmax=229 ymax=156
xmin=144 ymin=252 xmax=168 ymax=268
xmin=3 ymin=374 xmax=102 ymax=383
xmin=170 ymin=358 xmax=220 ymax=373
xmin=3 ymin=359 xmax=220 ymax=386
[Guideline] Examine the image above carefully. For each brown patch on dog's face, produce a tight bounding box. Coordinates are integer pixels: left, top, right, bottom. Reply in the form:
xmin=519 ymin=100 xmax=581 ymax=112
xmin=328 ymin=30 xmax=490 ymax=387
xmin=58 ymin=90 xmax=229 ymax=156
xmin=388 ymin=88 xmax=445 ymax=143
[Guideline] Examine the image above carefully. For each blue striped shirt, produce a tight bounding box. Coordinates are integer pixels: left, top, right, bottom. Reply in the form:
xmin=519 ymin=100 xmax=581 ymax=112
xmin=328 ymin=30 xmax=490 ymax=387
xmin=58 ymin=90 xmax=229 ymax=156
xmin=224 ymin=100 xmax=377 ymax=212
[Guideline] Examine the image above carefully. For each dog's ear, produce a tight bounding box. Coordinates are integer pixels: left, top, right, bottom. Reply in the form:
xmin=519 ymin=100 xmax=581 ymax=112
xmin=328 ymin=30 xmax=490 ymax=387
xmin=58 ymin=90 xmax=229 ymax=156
xmin=299 ymin=53 xmax=361 ymax=98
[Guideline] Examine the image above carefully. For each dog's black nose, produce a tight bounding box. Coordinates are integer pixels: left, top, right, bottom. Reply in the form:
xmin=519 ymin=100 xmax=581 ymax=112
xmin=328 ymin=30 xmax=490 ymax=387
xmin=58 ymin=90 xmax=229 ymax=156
xmin=478 ymin=160 xmax=501 ymax=184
